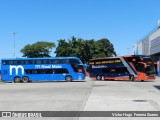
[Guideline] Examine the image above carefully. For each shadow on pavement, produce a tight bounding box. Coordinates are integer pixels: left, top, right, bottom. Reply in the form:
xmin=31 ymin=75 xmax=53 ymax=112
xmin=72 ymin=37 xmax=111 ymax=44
xmin=154 ymin=85 xmax=160 ymax=90
xmin=93 ymin=80 xmax=155 ymax=82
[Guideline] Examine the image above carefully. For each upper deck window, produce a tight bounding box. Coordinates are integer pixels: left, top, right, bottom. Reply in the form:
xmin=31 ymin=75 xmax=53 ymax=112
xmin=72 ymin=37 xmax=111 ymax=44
xmin=69 ymin=59 xmax=81 ymax=65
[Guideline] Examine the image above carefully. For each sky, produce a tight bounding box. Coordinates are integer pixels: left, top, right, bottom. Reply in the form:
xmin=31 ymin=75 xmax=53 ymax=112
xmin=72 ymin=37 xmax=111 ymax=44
xmin=0 ymin=0 xmax=160 ymax=59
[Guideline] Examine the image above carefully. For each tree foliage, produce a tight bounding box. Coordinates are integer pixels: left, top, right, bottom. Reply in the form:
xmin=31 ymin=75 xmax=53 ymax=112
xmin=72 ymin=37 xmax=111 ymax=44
xmin=21 ymin=41 xmax=55 ymax=58
xmin=55 ymin=36 xmax=117 ymax=64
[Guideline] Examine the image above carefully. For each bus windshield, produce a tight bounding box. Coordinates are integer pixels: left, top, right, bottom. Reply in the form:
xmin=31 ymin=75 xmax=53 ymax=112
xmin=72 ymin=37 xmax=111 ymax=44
xmin=141 ymin=56 xmax=155 ymax=75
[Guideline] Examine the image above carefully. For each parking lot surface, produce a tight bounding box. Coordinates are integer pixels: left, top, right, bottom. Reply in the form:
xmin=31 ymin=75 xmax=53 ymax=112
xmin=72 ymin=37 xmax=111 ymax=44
xmin=0 ymin=77 xmax=160 ymax=120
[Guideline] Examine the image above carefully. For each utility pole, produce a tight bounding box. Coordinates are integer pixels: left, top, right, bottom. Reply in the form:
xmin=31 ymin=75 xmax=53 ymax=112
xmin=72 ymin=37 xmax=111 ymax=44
xmin=13 ymin=32 xmax=16 ymax=58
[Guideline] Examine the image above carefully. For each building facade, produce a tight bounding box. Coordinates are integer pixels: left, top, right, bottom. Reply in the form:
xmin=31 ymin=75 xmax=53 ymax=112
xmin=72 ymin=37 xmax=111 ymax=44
xmin=132 ymin=22 xmax=160 ymax=76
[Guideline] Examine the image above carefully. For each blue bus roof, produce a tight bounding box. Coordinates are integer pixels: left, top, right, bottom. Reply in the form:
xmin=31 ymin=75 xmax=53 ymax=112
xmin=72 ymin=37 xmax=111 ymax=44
xmin=1 ymin=57 xmax=80 ymax=60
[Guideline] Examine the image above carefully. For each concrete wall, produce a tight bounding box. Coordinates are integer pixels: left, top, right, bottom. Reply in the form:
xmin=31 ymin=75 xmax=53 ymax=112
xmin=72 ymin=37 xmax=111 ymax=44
xmin=150 ymin=28 xmax=160 ymax=55
xmin=142 ymin=36 xmax=150 ymax=55
xmin=133 ymin=41 xmax=143 ymax=55
xmin=132 ymin=26 xmax=160 ymax=76
xmin=132 ymin=27 xmax=160 ymax=56
xmin=132 ymin=36 xmax=150 ymax=56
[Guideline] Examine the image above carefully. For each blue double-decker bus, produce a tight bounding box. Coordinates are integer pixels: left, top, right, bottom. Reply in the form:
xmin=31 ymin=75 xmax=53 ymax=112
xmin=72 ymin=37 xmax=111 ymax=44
xmin=1 ymin=57 xmax=85 ymax=83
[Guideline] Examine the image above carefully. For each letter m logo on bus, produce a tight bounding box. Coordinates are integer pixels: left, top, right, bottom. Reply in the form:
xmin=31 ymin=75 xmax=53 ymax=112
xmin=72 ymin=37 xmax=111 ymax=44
xmin=9 ymin=65 xmax=24 ymax=75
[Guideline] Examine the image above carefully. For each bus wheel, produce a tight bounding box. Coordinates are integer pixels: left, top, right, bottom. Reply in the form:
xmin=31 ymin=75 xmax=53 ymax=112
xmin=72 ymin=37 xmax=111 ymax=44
xmin=65 ymin=76 xmax=72 ymax=82
xmin=129 ymin=75 xmax=134 ymax=81
xmin=22 ymin=77 xmax=29 ymax=83
xmin=14 ymin=77 xmax=21 ymax=83
xmin=96 ymin=75 xmax=101 ymax=80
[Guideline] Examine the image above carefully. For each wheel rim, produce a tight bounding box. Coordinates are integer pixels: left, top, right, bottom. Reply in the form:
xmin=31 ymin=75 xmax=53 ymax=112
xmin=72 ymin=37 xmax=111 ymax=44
xmin=101 ymin=76 xmax=104 ymax=80
xmin=96 ymin=76 xmax=101 ymax=80
xmin=131 ymin=76 xmax=134 ymax=81
xmin=66 ymin=76 xmax=72 ymax=82
xmin=14 ymin=77 xmax=20 ymax=83
xmin=22 ymin=77 xmax=28 ymax=83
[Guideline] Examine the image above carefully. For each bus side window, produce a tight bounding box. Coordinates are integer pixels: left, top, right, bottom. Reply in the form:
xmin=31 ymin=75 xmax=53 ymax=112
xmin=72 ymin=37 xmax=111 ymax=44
xmin=33 ymin=70 xmax=38 ymax=74
xmin=69 ymin=59 xmax=80 ymax=65
xmin=52 ymin=70 xmax=56 ymax=74
xmin=43 ymin=60 xmax=48 ymax=64
xmin=62 ymin=69 xmax=69 ymax=73
xmin=28 ymin=60 xmax=32 ymax=64
xmin=40 ymin=70 xmax=45 ymax=74
xmin=48 ymin=60 xmax=52 ymax=64
xmin=20 ymin=60 xmax=25 ymax=65
xmin=59 ymin=59 xmax=68 ymax=64
xmin=45 ymin=69 xmax=52 ymax=74
xmin=24 ymin=60 xmax=28 ymax=64
xmin=13 ymin=60 xmax=17 ymax=65
xmin=36 ymin=60 xmax=41 ymax=64
xmin=2 ymin=61 xmax=5 ymax=65
xmin=52 ymin=60 xmax=59 ymax=64
xmin=25 ymin=70 xmax=31 ymax=74
xmin=13 ymin=60 xmax=21 ymax=65
xmin=2 ymin=60 xmax=8 ymax=65
xmin=54 ymin=69 xmax=69 ymax=74
xmin=32 ymin=60 xmax=37 ymax=64
xmin=9 ymin=60 xmax=14 ymax=65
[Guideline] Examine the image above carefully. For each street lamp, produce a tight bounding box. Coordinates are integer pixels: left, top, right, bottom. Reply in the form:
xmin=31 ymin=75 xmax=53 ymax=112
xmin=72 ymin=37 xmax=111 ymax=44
xmin=13 ymin=32 xmax=16 ymax=58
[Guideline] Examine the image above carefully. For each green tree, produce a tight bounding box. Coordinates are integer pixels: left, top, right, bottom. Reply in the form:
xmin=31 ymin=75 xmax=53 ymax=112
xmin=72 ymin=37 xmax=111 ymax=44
xmin=55 ymin=39 xmax=70 ymax=57
xmin=21 ymin=41 xmax=55 ymax=58
xmin=95 ymin=38 xmax=117 ymax=57
xmin=82 ymin=39 xmax=96 ymax=63
xmin=55 ymin=36 xmax=117 ymax=64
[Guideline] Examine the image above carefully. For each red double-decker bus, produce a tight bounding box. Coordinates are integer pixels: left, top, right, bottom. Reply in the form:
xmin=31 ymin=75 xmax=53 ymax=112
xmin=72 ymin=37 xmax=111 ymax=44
xmin=89 ymin=55 xmax=156 ymax=81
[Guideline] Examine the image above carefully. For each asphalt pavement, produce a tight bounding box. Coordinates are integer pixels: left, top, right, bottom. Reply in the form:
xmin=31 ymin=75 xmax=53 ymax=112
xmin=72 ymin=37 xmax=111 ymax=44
xmin=0 ymin=77 xmax=160 ymax=120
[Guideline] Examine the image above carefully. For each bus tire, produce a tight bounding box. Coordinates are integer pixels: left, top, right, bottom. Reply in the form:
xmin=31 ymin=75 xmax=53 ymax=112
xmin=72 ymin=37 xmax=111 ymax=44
xmin=129 ymin=75 xmax=134 ymax=81
xmin=14 ymin=77 xmax=21 ymax=83
xmin=22 ymin=77 xmax=29 ymax=83
xmin=96 ymin=75 xmax=101 ymax=80
xmin=65 ymin=76 xmax=72 ymax=82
